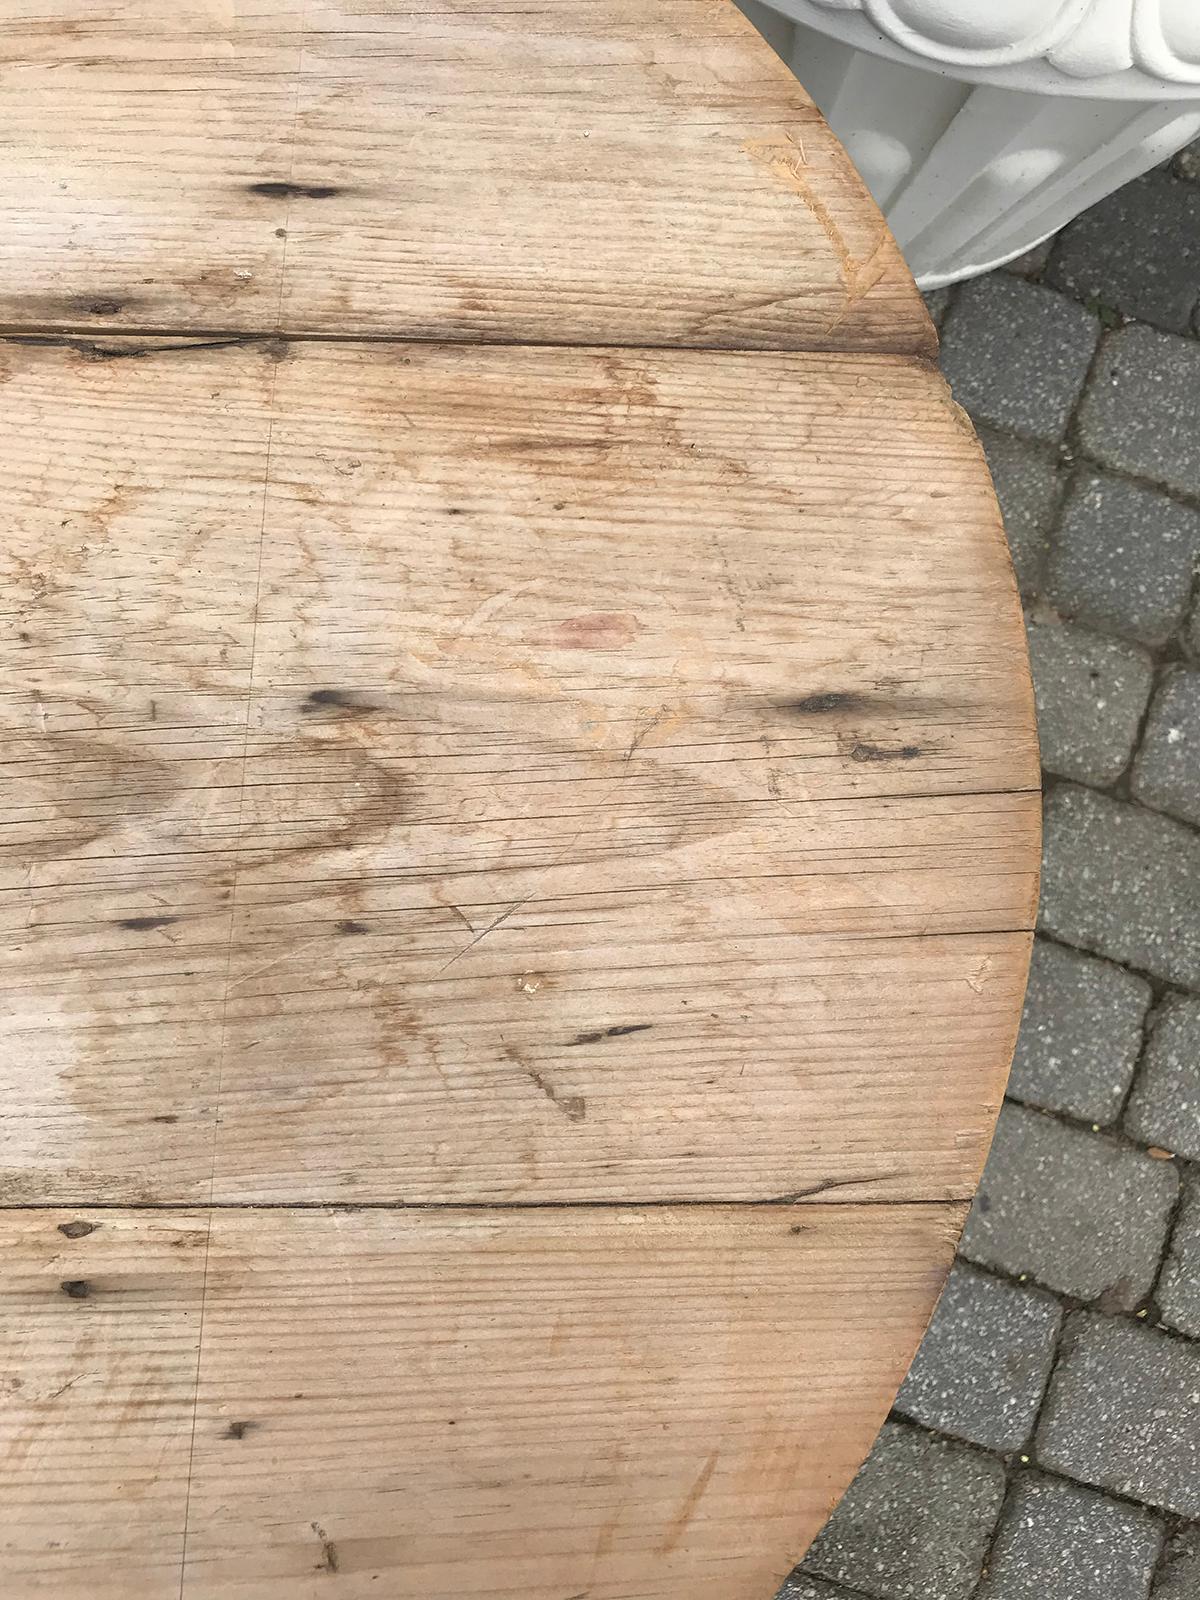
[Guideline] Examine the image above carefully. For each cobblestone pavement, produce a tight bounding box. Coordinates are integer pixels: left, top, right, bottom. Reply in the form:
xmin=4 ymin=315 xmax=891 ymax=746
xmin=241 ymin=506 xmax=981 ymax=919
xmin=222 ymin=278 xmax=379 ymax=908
xmin=780 ymin=152 xmax=1200 ymax=1599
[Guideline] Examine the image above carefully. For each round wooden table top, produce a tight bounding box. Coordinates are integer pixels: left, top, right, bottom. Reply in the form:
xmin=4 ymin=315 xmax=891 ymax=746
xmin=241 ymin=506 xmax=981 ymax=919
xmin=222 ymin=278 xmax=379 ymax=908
xmin=0 ymin=3 xmax=1038 ymax=1596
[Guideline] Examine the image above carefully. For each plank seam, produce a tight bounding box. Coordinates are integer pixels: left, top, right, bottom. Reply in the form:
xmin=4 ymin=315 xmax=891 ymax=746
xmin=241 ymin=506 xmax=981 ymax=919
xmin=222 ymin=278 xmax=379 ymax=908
xmin=0 ymin=328 xmax=940 ymax=362
xmin=0 ymin=1197 xmax=974 ymax=1212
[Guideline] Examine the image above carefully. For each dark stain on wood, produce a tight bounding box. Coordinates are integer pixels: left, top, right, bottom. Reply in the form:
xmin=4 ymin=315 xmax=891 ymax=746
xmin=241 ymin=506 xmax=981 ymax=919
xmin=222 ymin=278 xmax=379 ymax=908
xmin=301 ymin=688 xmax=384 ymax=716
xmin=783 ymin=691 xmax=871 ymax=715
xmin=846 ymin=740 xmax=922 ymax=763
xmin=116 ymin=914 xmax=180 ymax=931
xmin=60 ymin=1279 xmax=92 ymax=1299
xmin=568 ymin=1023 xmax=653 ymax=1046
xmin=311 ymin=1522 xmax=340 ymax=1573
xmin=150 ymin=1113 xmax=179 ymax=1124
xmin=8 ymin=731 xmax=179 ymax=863
xmin=224 ymin=1420 xmax=257 ymax=1440
xmin=335 ymin=919 xmax=370 ymax=935
xmin=248 ymin=181 xmax=344 ymax=200
xmin=547 ymin=612 xmax=640 ymax=650
xmin=67 ymin=295 xmax=128 ymax=317
xmin=57 ymin=1220 xmax=98 ymax=1239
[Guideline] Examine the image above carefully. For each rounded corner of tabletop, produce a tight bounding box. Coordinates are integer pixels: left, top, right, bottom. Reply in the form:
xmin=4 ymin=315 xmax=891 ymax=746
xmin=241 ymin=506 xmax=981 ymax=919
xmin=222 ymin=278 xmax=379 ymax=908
xmin=0 ymin=2 xmax=1037 ymax=1597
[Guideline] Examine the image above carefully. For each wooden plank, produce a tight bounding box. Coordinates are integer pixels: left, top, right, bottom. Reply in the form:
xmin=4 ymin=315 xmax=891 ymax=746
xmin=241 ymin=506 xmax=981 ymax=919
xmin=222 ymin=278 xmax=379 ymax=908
xmin=0 ymin=336 xmax=1037 ymax=1205
xmin=0 ymin=12 xmax=1029 ymax=1595
xmin=0 ymin=1209 xmax=207 ymax=1600
xmin=0 ymin=0 xmax=932 ymax=353
xmin=0 ymin=1203 xmax=965 ymax=1599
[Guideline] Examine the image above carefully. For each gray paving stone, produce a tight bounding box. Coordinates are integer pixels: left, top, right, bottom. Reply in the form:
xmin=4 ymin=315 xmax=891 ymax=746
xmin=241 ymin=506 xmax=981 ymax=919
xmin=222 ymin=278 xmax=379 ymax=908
xmin=940 ymin=275 xmax=1099 ymax=444
xmin=777 ymin=1577 xmax=861 ymax=1600
xmin=895 ymin=1261 xmax=1061 ymax=1452
xmin=979 ymin=428 xmax=1064 ymax=595
xmin=1133 ymin=669 xmax=1200 ymax=827
xmin=1027 ymin=616 xmax=1153 ymax=785
xmin=1079 ymin=325 xmax=1200 ymax=497
xmin=1174 ymin=139 xmax=1200 ymax=183
xmin=1003 ymin=235 xmax=1056 ymax=279
xmin=800 ymin=1422 xmax=1004 ymax=1600
xmin=1008 ymin=938 xmax=1151 ymax=1123
xmin=960 ymin=1102 xmax=1178 ymax=1308
xmin=1037 ymin=1313 xmax=1200 ymax=1517
xmin=1039 ymin=784 xmax=1200 ymax=990
xmin=1046 ymin=170 xmax=1200 ymax=334
xmin=1154 ymin=1525 xmax=1200 ymax=1598
xmin=1046 ymin=471 xmax=1200 ymax=646
xmin=1125 ymin=996 xmax=1200 ymax=1162
xmin=976 ymin=1473 xmax=1163 ymax=1600
xmin=1158 ymin=1169 xmax=1200 ymax=1339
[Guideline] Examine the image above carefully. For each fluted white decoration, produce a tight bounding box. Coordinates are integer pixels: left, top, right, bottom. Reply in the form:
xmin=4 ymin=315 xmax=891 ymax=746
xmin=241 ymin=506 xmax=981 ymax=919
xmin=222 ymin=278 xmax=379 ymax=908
xmin=794 ymin=0 xmax=1200 ymax=88
xmin=739 ymin=0 xmax=1200 ymax=286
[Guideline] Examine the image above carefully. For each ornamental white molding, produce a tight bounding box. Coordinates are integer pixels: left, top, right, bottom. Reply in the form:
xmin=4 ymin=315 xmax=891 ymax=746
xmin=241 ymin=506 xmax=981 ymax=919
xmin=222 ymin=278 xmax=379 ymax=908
xmin=799 ymin=0 xmax=1200 ymax=87
xmin=740 ymin=0 xmax=1200 ymax=286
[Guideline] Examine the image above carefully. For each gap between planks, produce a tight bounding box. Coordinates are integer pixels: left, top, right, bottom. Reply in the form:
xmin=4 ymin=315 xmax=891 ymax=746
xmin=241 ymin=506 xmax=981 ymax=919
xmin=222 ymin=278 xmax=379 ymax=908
xmin=0 ymin=326 xmax=944 ymax=363
xmin=0 ymin=1197 xmax=968 ymax=1212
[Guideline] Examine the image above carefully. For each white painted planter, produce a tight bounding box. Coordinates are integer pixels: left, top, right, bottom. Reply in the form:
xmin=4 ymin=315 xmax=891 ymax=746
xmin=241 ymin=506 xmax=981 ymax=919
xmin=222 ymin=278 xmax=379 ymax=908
xmin=739 ymin=0 xmax=1200 ymax=287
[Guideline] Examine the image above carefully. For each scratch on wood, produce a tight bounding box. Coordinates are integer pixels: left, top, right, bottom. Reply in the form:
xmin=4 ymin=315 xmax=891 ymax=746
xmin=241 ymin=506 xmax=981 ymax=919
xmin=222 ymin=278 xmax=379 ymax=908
xmin=46 ymin=1373 xmax=88 ymax=1401
xmin=503 ymin=1043 xmax=586 ymax=1123
xmin=1 ymin=334 xmax=253 ymax=361
xmin=446 ymin=580 xmax=539 ymax=644
xmin=771 ymin=1174 xmax=894 ymax=1201
xmin=625 ymin=706 xmax=670 ymax=764
xmin=707 ymin=530 xmax=746 ymax=632
xmin=965 ymin=955 xmax=994 ymax=994
xmin=436 ymin=895 xmax=532 ymax=975
xmin=528 ymin=1069 xmax=586 ymax=1123
xmin=742 ymin=133 xmax=889 ymax=317
xmin=690 ymin=286 xmax=808 ymax=333
xmin=659 ymin=1449 xmax=719 ymax=1554
xmin=227 ymin=937 xmax=325 ymax=995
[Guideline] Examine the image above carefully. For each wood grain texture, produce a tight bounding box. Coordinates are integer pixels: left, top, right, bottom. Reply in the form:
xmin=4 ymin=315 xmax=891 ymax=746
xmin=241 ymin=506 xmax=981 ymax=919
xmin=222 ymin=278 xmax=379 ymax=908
xmin=0 ymin=336 xmax=1037 ymax=1206
xmin=0 ymin=0 xmax=932 ymax=353
xmin=0 ymin=1203 xmax=964 ymax=1600
xmin=0 ymin=14 xmax=1035 ymax=1587
xmin=0 ymin=1210 xmax=207 ymax=1599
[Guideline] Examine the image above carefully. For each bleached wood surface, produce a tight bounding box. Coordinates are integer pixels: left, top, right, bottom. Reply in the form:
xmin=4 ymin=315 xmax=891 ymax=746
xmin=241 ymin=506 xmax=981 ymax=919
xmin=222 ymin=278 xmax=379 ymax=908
xmin=0 ymin=5 xmax=1035 ymax=1595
